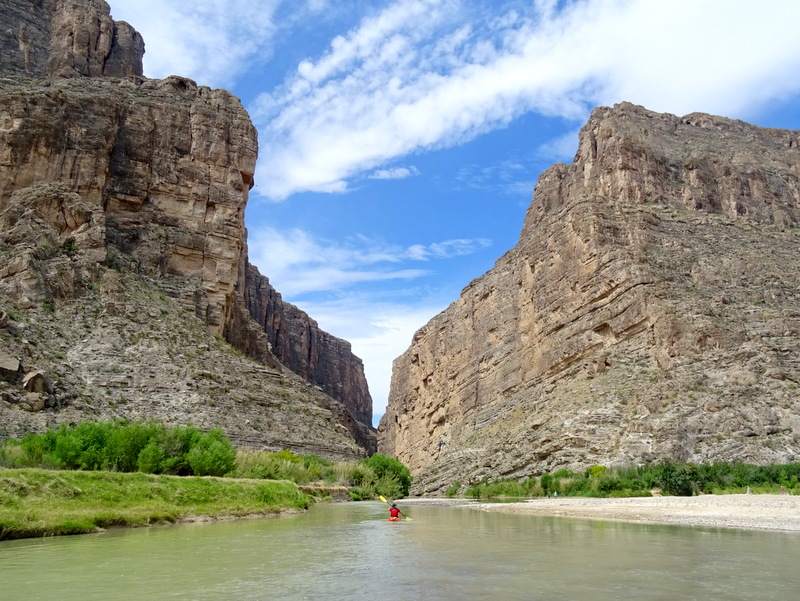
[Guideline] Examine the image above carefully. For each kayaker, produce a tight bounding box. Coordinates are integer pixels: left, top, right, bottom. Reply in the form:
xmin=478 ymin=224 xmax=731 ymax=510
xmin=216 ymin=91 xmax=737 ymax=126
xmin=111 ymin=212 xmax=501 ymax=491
xmin=389 ymin=503 xmax=401 ymax=521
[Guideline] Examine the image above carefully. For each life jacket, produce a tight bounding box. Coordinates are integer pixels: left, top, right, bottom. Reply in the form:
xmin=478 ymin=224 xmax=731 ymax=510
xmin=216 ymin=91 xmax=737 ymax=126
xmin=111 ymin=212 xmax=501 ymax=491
xmin=389 ymin=507 xmax=400 ymax=518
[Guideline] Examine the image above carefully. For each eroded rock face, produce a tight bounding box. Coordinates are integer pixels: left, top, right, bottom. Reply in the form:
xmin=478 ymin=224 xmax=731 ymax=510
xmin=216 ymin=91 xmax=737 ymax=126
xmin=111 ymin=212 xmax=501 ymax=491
xmin=379 ymin=103 xmax=800 ymax=494
xmin=0 ymin=74 xmax=257 ymax=334
xmin=1 ymin=0 xmax=143 ymax=79
xmin=0 ymin=0 xmax=374 ymax=453
xmin=240 ymin=261 xmax=376 ymax=452
xmin=242 ymin=262 xmax=373 ymax=426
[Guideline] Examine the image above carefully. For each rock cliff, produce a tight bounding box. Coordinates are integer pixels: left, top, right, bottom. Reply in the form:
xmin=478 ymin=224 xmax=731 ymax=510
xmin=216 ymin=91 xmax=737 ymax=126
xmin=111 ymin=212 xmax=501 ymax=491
xmin=379 ymin=103 xmax=800 ymax=494
xmin=0 ymin=0 xmax=375 ymax=456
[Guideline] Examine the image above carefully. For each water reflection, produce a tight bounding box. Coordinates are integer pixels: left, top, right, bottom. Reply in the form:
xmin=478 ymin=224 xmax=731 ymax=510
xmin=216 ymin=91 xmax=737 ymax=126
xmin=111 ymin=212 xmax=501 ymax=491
xmin=1 ymin=502 xmax=798 ymax=600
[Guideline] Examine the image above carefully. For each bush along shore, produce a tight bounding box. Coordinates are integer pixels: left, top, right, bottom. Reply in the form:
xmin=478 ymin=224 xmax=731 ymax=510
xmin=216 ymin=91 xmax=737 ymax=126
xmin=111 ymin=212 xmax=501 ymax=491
xmin=450 ymin=461 xmax=800 ymax=500
xmin=0 ymin=420 xmax=413 ymax=539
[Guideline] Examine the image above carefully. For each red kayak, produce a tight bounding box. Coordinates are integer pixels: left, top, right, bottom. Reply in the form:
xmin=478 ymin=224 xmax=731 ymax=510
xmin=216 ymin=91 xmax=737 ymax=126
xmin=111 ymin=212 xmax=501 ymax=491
xmin=388 ymin=516 xmax=400 ymax=522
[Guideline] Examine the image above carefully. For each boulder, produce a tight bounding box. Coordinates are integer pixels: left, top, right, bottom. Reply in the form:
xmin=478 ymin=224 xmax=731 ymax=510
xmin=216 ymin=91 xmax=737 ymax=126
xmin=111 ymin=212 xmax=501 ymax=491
xmin=0 ymin=351 xmax=21 ymax=382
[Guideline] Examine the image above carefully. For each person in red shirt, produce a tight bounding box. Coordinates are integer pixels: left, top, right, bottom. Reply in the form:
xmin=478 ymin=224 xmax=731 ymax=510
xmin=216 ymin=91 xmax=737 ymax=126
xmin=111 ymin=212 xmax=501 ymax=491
xmin=389 ymin=503 xmax=401 ymax=521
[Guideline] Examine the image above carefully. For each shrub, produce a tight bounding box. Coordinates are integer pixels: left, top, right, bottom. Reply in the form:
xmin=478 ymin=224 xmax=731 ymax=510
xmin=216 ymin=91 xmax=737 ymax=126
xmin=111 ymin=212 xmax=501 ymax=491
xmin=360 ymin=454 xmax=412 ymax=496
xmin=654 ymin=461 xmax=696 ymax=496
xmin=1 ymin=421 xmax=237 ymax=477
xmin=445 ymin=481 xmax=461 ymax=497
xmin=185 ymin=429 xmax=236 ymax=477
xmin=136 ymin=442 xmax=165 ymax=473
xmin=348 ymin=486 xmax=372 ymax=501
xmin=587 ymin=465 xmax=607 ymax=478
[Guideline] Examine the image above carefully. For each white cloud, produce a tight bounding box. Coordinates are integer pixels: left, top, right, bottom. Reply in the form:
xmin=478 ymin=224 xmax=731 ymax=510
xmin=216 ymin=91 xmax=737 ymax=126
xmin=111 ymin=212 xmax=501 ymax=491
xmin=537 ymin=128 xmax=580 ymax=162
xmin=252 ymin=0 xmax=800 ymax=201
xmin=109 ymin=0 xmax=282 ymax=88
xmin=368 ymin=166 xmax=420 ymax=180
xmin=247 ymin=227 xmax=491 ymax=295
xmin=406 ymin=238 xmax=492 ymax=261
xmin=289 ymin=297 xmax=446 ymax=422
xmin=456 ymin=159 xmax=536 ymax=196
xmin=246 ymin=227 xmax=484 ymax=420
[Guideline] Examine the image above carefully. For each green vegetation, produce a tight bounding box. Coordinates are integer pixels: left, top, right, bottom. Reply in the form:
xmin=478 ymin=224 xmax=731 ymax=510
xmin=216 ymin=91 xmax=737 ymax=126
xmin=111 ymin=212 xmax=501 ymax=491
xmin=0 ymin=421 xmax=236 ymax=477
xmin=445 ymin=481 xmax=462 ymax=498
xmin=233 ymin=451 xmax=411 ymax=500
xmin=0 ymin=421 xmax=415 ymax=538
xmin=361 ymin=453 xmax=412 ymax=498
xmin=459 ymin=461 xmax=800 ymax=500
xmin=0 ymin=468 xmax=310 ymax=540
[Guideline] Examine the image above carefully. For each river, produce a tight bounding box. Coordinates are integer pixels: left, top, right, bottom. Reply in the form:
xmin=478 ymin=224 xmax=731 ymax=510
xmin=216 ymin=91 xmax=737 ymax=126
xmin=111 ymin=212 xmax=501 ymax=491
xmin=2 ymin=501 xmax=798 ymax=600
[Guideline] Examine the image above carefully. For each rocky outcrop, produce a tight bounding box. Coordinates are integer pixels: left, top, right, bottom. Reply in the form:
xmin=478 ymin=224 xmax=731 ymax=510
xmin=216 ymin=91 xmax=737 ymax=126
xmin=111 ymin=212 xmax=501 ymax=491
xmin=1 ymin=0 xmax=143 ymax=79
xmin=0 ymin=0 xmax=374 ymax=454
xmin=0 ymin=270 xmax=366 ymax=458
xmin=379 ymin=102 xmax=800 ymax=494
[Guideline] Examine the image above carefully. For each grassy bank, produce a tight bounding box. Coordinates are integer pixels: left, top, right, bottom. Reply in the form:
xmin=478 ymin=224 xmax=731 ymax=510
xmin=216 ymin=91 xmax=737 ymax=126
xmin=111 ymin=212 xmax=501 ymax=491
xmin=0 ymin=421 xmax=413 ymax=501
xmin=0 ymin=468 xmax=311 ymax=540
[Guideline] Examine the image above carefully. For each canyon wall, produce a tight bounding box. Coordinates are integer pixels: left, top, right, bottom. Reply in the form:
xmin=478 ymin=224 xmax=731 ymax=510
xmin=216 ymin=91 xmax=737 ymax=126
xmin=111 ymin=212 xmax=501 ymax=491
xmin=379 ymin=103 xmax=800 ymax=493
xmin=0 ymin=0 xmax=374 ymax=455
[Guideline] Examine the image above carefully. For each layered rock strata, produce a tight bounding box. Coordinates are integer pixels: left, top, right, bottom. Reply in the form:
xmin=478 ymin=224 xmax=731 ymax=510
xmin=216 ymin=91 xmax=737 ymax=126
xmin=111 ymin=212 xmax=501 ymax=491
xmin=243 ymin=262 xmax=373 ymax=426
xmin=379 ymin=103 xmax=800 ymax=494
xmin=0 ymin=0 xmax=374 ymax=454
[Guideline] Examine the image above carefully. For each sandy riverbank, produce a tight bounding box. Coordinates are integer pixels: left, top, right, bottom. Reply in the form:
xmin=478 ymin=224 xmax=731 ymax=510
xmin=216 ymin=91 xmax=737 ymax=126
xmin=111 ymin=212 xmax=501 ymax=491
xmin=399 ymin=494 xmax=800 ymax=532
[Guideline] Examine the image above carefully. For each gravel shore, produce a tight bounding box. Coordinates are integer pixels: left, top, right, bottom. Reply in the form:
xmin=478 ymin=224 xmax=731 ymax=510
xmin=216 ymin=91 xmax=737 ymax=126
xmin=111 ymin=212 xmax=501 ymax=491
xmin=400 ymin=494 xmax=800 ymax=532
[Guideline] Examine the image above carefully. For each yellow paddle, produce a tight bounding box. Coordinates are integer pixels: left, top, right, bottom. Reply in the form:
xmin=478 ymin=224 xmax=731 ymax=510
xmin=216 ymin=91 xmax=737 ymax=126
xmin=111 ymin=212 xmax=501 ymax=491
xmin=379 ymin=495 xmax=412 ymax=520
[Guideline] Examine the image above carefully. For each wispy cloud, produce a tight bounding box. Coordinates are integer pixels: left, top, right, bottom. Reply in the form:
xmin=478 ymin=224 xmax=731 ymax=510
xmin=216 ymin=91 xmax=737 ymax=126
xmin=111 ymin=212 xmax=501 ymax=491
xmin=368 ymin=166 xmax=420 ymax=180
xmin=456 ymin=159 xmax=534 ymax=195
xmin=247 ymin=227 xmax=491 ymax=296
xmin=405 ymin=238 xmax=492 ymax=261
xmin=246 ymin=227 xmax=486 ymax=415
xmin=251 ymin=0 xmax=800 ymax=200
xmin=293 ymin=296 xmax=447 ymax=418
xmin=537 ymin=128 xmax=581 ymax=162
xmin=109 ymin=0 xmax=283 ymax=88
xmin=112 ymin=0 xmax=800 ymax=200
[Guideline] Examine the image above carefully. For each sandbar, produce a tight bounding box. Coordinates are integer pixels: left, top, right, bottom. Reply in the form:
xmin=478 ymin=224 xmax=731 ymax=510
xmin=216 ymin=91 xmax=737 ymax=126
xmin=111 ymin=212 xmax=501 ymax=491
xmin=400 ymin=494 xmax=800 ymax=532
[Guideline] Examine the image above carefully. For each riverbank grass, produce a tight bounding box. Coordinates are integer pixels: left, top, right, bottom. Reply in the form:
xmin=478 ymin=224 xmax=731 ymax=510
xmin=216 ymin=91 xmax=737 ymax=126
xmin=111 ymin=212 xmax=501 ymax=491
xmin=0 ymin=468 xmax=311 ymax=540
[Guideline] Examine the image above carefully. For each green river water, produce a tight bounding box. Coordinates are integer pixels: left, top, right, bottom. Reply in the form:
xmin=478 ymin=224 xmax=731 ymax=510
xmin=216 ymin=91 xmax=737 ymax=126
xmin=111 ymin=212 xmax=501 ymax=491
xmin=1 ymin=501 xmax=798 ymax=600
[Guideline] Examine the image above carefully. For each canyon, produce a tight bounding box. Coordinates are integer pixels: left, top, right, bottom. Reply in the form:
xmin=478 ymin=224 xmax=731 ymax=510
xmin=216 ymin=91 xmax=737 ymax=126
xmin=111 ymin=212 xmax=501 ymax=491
xmin=379 ymin=103 xmax=800 ymax=494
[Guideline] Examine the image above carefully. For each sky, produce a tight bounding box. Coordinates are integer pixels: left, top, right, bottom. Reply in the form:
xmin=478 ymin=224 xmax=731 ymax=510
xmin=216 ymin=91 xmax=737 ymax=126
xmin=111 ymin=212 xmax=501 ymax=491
xmin=108 ymin=0 xmax=800 ymax=427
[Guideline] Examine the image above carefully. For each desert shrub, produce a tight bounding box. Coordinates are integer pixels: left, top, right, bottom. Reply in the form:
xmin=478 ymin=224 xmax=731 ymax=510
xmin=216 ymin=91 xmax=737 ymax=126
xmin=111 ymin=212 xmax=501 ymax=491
xmin=272 ymin=449 xmax=301 ymax=463
xmin=360 ymin=454 xmax=412 ymax=497
xmin=596 ymin=475 xmax=624 ymax=493
xmin=299 ymin=454 xmax=335 ymax=481
xmin=185 ymin=429 xmax=236 ymax=477
xmin=233 ymin=450 xmax=314 ymax=482
xmin=1 ymin=421 xmax=236 ymax=477
xmin=587 ymin=465 xmax=607 ymax=478
xmin=348 ymin=486 xmax=372 ymax=501
xmin=374 ymin=475 xmax=405 ymax=500
xmin=445 ymin=481 xmax=462 ymax=498
xmin=105 ymin=422 xmax=161 ymax=472
xmin=465 ymin=484 xmax=482 ymax=499
xmin=653 ymin=461 xmax=697 ymax=496
xmin=136 ymin=441 xmax=166 ymax=473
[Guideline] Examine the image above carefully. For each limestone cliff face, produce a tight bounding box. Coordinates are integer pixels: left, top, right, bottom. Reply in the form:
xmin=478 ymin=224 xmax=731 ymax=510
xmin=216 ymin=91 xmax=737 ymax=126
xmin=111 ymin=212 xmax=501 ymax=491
xmin=1 ymin=74 xmax=257 ymax=335
xmin=242 ymin=262 xmax=373 ymax=426
xmin=0 ymin=0 xmax=374 ymax=454
xmin=1 ymin=0 xmax=143 ymax=79
xmin=379 ymin=103 xmax=800 ymax=494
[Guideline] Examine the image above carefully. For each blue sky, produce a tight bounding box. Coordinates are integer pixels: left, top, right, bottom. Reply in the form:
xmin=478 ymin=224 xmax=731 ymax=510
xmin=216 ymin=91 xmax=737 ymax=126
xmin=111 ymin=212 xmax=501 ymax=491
xmin=109 ymin=0 xmax=800 ymax=426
